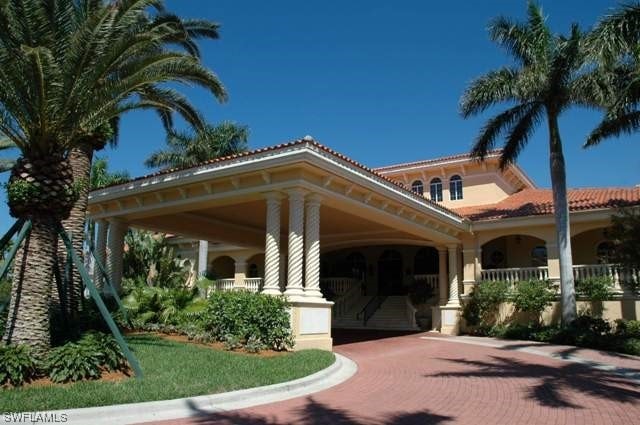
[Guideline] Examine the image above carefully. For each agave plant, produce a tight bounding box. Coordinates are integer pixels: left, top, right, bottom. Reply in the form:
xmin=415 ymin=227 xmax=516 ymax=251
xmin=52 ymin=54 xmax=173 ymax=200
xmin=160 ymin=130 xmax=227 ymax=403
xmin=0 ymin=0 xmax=225 ymax=354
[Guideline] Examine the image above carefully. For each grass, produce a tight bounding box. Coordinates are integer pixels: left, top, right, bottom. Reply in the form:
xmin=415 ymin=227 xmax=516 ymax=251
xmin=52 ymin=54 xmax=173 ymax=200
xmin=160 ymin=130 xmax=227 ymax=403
xmin=0 ymin=334 xmax=335 ymax=412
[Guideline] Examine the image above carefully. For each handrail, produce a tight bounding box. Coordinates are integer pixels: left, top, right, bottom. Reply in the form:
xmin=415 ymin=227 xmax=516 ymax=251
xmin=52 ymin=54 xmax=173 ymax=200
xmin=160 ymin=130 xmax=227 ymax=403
xmin=332 ymin=283 xmax=361 ymax=319
xmin=357 ymin=295 xmax=387 ymax=325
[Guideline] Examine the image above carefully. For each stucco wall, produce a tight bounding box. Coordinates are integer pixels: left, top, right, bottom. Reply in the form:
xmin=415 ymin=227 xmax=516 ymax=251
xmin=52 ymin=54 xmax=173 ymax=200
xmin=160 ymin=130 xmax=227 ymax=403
xmin=481 ymin=235 xmax=546 ymax=269
xmin=572 ymin=227 xmax=611 ymax=265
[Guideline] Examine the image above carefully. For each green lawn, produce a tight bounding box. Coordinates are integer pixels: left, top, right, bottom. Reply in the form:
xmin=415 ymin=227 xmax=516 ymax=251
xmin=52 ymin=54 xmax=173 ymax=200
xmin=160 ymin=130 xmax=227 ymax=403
xmin=0 ymin=334 xmax=335 ymax=412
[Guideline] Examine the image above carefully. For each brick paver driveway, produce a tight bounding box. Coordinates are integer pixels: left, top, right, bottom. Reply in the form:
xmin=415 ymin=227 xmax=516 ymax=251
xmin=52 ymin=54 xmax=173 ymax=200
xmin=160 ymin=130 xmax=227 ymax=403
xmin=156 ymin=330 xmax=640 ymax=425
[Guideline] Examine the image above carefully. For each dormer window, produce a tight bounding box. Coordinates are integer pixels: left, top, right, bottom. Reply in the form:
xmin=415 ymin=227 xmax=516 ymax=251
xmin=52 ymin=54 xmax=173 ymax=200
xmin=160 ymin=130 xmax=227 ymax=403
xmin=449 ymin=175 xmax=463 ymax=200
xmin=430 ymin=178 xmax=443 ymax=202
xmin=411 ymin=180 xmax=424 ymax=195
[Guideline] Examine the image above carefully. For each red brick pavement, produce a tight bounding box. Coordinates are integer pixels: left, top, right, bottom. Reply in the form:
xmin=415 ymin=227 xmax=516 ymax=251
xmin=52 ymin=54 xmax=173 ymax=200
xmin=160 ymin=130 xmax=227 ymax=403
xmin=147 ymin=330 xmax=640 ymax=425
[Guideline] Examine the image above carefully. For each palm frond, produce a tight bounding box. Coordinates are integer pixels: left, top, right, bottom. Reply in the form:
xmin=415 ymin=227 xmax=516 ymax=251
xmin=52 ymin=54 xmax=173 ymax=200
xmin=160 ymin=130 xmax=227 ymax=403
xmin=585 ymin=110 xmax=640 ymax=146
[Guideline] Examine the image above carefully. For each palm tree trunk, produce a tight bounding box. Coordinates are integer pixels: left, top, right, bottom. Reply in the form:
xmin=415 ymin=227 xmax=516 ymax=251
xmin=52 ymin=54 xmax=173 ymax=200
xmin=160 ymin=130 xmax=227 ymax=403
xmin=58 ymin=145 xmax=93 ymax=316
xmin=2 ymin=220 xmax=56 ymax=356
xmin=548 ymin=113 xmax=577 ymax=324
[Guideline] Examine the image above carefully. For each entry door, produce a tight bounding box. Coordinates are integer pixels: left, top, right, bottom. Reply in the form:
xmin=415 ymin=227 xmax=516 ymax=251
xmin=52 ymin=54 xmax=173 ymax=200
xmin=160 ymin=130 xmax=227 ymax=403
xmin=377 ymin=250 xmax=404 ymax=295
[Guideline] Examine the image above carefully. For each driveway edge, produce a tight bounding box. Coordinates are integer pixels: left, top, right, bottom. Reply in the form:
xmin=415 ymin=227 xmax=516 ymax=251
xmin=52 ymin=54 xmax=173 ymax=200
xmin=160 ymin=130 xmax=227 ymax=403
xmin=46 ymin=353 xmax=357 ymax=425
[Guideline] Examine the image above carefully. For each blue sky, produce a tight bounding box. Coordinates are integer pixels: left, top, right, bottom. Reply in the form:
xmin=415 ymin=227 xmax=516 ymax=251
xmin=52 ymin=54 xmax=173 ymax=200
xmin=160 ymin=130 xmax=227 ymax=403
xmin=1 ymin=0 xmax=639 ymax=232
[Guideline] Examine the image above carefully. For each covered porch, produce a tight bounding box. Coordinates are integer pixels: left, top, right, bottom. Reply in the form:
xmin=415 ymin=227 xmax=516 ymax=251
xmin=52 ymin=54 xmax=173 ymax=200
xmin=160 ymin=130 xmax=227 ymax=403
xmin=87 ymin=140 xmax=470 ymax=348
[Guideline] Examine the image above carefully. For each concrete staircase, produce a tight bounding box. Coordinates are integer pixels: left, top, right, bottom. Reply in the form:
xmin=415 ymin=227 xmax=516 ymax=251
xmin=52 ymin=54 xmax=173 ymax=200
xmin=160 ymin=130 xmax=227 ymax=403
xmin=333 ymin=295 xmax=418 ymax=330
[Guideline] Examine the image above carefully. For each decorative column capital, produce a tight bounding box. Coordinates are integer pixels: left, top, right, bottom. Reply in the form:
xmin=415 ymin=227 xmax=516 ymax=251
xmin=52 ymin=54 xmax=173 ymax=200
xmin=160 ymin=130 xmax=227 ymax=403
xmin=446 ymin=243 xmax=459 ymax=251
xmin=264 ymin=191 xmax=284 ymax=202
xmin=284 ymin=187 xmax=308 ymax=200
xmin=437 ymin=246 xmax=447 ymax=254
xmin=306 ymin=193 xmax=323 ymax=206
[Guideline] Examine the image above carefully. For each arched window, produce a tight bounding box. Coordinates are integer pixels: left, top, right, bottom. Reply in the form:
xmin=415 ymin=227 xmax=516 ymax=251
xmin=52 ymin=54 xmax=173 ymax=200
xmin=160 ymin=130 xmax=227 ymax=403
xmin=411 ymin=180 xmax=424 ymax=195
xmin=531 ymin=246 xmax=548 ymax=267
xmin=248 ymin=263 xmax=259 ymax=278
xmin=449 ymin=175 xmax=463 ymax=200
xmin=596 ymin=241 xmax=615 ymax=264
xmin=430 ymin=178 xmax=443 ymax=202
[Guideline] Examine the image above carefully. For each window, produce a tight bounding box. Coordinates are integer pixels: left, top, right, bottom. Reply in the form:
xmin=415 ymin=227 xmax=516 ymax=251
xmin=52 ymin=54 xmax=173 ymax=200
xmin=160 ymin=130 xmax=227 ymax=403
xmin=411 ymin=180 xmax=424 ymax=195
xmin=596 ymin=241 xmax=615 ymax=264
xmin=430 ymin=178 xmax=443 ymax=202
xmin=449 ymin=175 xmax=463 ymax=200
xmin=531 ymin=246 xmax=547 ymax=267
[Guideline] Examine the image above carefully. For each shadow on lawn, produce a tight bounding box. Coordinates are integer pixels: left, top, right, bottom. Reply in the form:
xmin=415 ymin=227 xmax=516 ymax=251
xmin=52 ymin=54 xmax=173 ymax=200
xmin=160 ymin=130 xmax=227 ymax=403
xmin=184 ymin=397 xmax=454 ymax=424
xmin=428 ymin=355 xmax=640 ymax=409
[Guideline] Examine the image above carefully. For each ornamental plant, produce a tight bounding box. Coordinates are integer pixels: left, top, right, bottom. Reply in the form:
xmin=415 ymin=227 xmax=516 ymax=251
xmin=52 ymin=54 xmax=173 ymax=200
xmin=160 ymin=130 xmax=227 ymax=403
xmin=512 ymin=280 xmax=555 ymax=324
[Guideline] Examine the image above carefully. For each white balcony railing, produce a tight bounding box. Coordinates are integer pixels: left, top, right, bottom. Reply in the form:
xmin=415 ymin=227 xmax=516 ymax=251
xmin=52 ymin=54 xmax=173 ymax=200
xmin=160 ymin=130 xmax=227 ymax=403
xmin=573 ymin=264 xmax=639 ymax=290
xmin=243 ymin=277 xmax=263 ymax=293
xmin=321 ymin=277 xmax=361 ymax=296
xmin=414 ymin=274 xmax=439 ymax=289
xmin=481 ymin=267 xmax=549 ymax=283
xmin=480 ymin=264 xmax=639 ymax=292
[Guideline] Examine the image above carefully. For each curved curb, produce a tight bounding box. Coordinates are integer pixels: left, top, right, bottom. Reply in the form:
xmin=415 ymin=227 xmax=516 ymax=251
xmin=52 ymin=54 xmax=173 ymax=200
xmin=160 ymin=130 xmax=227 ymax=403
xmin=44 ymin=353 xmax=357 ymax=425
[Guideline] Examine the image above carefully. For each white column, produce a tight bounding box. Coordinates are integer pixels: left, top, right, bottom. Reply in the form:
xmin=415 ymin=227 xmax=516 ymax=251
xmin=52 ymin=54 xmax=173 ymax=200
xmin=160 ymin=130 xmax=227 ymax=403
xmin=447 ymin=244 xmax=461 ymax=306
xmin=438 ymin=247 xmax=448 ymax=305
xmin=197 ymin=240 xmax=209 ymax=278
xmin=94 ymin=219 xmax=108 ymax=290
xmin=285 ymin=189 xmax=306 ymax=298
xmin=106 ymin=218 xmax=127 ymax=294
xmin=304 ymin=194 xmax=323 ymax=298
xmin=262 ymin=193 xmax=283 ymax=295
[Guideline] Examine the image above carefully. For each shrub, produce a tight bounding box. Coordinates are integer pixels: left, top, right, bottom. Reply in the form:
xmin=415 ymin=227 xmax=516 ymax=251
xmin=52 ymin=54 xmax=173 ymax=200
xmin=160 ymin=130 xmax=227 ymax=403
xmin=512 ymin=280 xmax=555 ymax=323
xmin=46 ymin=342 xmax=103 ymax=383
xmin=462 ymin=280 xmax=510 ymax=326
xmin=0 ymin=345 xmax=39 ymax=386
xmin=245 ymin=335 xmax=266 ymax=354
xmin=223 ymin=334 xmax=243 ymax=351
xmin=575 ymin=276 xmax=613 ymax=301
xmin=617 ymin=338 xmax=640 ymax=356
xmin=204 ymin=291 xmax=294 ymax=351
xmin=551 ymin=316 xmax=614 ymax=348
xmin=615 ymin=319 xmax=640 ymax=339
xmin=45 ymin=332 xmax=127 ymax=383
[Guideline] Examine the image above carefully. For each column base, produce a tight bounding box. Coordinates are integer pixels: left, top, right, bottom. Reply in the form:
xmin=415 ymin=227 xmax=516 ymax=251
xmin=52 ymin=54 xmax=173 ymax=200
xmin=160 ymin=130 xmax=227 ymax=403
xmin=284 ymin=287 xmax=306 ymax=302
xmin=303 ymin=288 xmax=324 ymax=299
xmin=431 ymin=306 xmax=442 ymax=331
xmin=439 ymin=305 xmax=462 ymax=335
xmin=262 ymin=287 xmax=283 ymax=296
xmin=289 ymin=299 xmax=334 ymax=351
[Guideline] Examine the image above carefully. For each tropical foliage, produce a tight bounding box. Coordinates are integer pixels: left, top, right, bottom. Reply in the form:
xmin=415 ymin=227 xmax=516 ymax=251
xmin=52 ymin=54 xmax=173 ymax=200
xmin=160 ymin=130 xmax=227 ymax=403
xmin=459 ymin=2 xmax=609 ymax=324
xmin=609 ymin=208 xmax=640 ymax=280
xmin=0 ymin=0 xmax=226 ymax=353
xmin=145 ymin=121 xmax=249 ymax=170
xmin=90 ymin=158 xmax=130 ymax=190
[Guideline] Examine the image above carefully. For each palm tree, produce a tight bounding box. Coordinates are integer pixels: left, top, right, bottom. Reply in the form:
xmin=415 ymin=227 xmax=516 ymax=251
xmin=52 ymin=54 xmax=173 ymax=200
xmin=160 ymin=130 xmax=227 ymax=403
xmin=59 ymin=3 xmax=227 ymax=318
xmin=460 ymin=2 xmax=598 ymax=324
xmin=145 ymin=121 xmax=249 ymax=170
xmin=90 ymin=157 xmax=131 ymax=191
xmin=0 ymin=0 xmax=225 ymax=354
xmin=584 ymin=3 xmax=640 ymax=146
xmin=0 ymin=139 xmax=16 ymax=173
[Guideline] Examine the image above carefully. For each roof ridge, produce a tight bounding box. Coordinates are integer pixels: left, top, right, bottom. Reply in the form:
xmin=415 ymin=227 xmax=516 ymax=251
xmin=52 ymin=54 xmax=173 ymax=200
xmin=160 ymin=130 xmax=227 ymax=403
xmin=373 ymin=149 xmax=504 ymax=172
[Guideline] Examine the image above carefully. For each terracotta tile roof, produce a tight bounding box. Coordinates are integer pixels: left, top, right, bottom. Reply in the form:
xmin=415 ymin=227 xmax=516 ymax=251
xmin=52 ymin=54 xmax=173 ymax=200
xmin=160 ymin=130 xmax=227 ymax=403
xmin=94 ymin=138 xmax=465 ymax=220
xmin=454 ymin=188 xmax=640 ymax=221
xmin=373 ymin=149 xmax=504 ymax=173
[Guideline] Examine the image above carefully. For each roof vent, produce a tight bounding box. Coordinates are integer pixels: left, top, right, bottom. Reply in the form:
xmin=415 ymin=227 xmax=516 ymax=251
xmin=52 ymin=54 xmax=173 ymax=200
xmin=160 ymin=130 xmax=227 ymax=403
xmin=302 ymin=135 xmax=314 ymax=142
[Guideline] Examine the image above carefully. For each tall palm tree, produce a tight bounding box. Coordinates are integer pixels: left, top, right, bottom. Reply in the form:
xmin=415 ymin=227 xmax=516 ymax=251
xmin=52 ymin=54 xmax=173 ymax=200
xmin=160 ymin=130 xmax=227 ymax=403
xmin=584 ymin=3 xmax=640 ymax=146
xmin=59 ymin=3 xmax=227 ymax=317
xmin=145 ymin=121 xmax=249 ymax=170
xmin=90 ymin=157 xmax=130 ymax=190
xmin=460 ymin=2 xmax=599 ymax=324
xmin=0 ymin=0 xmax=225 ymax=354
xmin=0 ymin=139 xmax=16 ymax=173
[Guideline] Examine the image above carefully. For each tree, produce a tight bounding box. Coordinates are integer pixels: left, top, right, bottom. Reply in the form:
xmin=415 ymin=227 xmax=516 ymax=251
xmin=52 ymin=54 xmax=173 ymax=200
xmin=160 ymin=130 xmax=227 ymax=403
xmin=0 ymin=139 xmax=16 ymax=173
xmin=0 ymin=0 xmax=225 ymax=354
xmin=459 ymin=2 xmax=601 ymax=324
xmin=584 ymin=3 xmax=640 ymax=146
xmin=90 ymin=157 xmax=130 ymax=190
xmin=145 ymin=121 xmax=249 ymax=170
xmin=610 ymin=208 xmax=640 ymax=286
